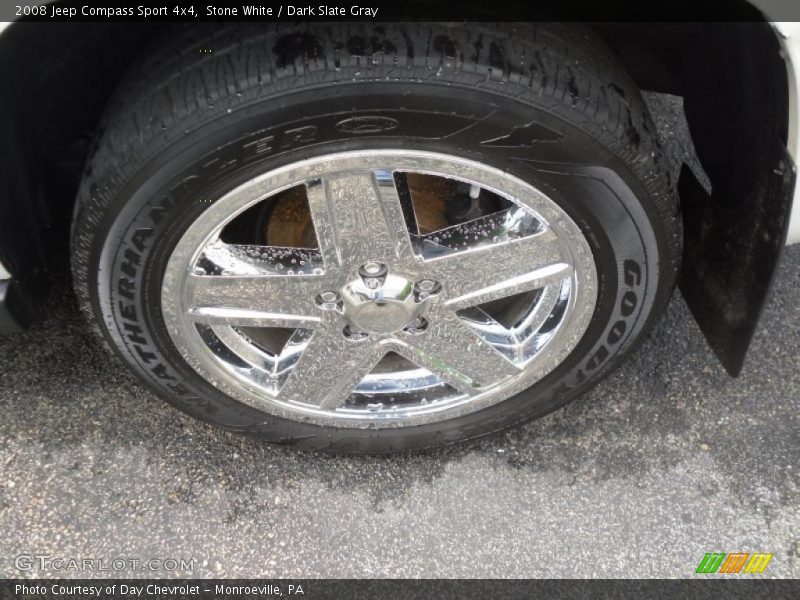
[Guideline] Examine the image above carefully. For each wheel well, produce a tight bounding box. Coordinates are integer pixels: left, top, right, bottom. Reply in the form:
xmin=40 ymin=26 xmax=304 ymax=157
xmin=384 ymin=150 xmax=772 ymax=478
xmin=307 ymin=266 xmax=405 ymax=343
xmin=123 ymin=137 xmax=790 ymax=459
xmin=0 ymin=23 xmax=164 ymax=259
xmin=593 ymin=22 xmax=789 ymax=195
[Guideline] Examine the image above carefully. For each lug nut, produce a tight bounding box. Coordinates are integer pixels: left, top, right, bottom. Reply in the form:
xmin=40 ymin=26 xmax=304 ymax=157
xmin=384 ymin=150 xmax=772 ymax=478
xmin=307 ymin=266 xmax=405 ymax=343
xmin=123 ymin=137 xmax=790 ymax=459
xmin=414 ymin=279 xmax=441 ymax=301
xmin=343 ymin=325 xmax=368 ymax=341
xmin=417 ymin=279 xmax=437 ymax=292
xmin=316 ymin=291 xmax=342 ymax=310
xmin=409 ymin=316 xmax=426 ymax=328
xmin=404 ymin=316 xmax=429 ymax=335
xmin=359 ymin=262 xmax=387 ymax=278
xmin=358 ymin=262 xmax=388 ymax=289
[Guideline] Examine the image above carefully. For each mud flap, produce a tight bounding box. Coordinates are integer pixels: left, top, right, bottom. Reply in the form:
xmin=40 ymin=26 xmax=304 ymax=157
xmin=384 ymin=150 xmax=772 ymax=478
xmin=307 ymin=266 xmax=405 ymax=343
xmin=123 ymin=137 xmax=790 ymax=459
xmin=678 ymin=148 xmax=796 ymax=376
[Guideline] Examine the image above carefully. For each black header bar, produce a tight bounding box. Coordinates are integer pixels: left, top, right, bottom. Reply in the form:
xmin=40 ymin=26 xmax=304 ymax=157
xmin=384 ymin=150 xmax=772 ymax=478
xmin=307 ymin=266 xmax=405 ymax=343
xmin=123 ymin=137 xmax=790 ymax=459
xmin=5 ymin=0 xmax=800 ymax=23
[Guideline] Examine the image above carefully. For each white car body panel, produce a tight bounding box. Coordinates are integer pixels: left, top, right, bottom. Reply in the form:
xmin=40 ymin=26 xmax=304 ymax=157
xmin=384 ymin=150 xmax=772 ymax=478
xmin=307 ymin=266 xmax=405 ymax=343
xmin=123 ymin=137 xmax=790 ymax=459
xmin=772 ymin=21 xmax=800 ymax=243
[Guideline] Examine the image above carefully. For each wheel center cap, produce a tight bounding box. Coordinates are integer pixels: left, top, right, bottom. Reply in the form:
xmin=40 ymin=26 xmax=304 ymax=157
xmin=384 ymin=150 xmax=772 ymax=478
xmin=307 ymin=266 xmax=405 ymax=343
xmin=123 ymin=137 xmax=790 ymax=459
xmin=350 ymin=301 xmax=412 ymax=334
xmin=340 ymin=272 xmax=421 ymax=334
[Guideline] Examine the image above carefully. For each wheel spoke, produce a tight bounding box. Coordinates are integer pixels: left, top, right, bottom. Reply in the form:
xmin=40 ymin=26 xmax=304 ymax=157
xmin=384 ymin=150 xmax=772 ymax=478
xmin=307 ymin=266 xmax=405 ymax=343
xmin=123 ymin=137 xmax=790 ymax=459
xmin=184 ymin=273 xmax=323 ymax=327
xmin=395 ymin=313 xmax=519 ymax=393
xmin=277 ymin=322 xmax=386 ymax=409
xmin=200 ymin=241 xmax=325 ymax=276
xmin=428 ymin=226 xmax=571 ymax=310
xmin=305 ymin=170 xmax=417 ymax=270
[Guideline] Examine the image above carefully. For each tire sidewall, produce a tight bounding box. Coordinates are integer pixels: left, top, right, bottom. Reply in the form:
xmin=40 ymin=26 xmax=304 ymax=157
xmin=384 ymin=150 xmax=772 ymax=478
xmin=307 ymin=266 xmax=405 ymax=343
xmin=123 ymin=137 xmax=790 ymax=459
xmin=88 ymin=82 xmax=666 ymax=452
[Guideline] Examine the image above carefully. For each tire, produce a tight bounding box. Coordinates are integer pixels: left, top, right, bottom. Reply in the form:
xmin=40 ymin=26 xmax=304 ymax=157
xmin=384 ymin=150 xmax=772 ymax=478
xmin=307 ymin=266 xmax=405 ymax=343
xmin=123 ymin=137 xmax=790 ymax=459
xmin=71 ymin=22 xmax=680 ymax=453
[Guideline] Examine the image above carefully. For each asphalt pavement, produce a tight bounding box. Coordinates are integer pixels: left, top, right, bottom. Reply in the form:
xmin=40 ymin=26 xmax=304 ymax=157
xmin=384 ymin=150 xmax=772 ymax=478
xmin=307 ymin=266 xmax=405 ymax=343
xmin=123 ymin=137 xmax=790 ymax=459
xmin=0 ymin=93 xmax=797 ymax=578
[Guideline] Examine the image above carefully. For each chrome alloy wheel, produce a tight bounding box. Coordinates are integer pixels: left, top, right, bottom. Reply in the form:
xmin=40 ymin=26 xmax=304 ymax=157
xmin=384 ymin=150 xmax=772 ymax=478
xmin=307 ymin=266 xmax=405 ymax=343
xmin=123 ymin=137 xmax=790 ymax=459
xmin=161 ymin=150 xmax=598 ymax=428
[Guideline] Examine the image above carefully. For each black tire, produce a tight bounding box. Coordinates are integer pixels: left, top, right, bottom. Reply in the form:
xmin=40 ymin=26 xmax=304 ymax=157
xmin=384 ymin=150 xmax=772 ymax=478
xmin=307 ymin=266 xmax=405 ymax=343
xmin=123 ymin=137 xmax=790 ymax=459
xmin=71 ymin=22 xmax=680 ymax=453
